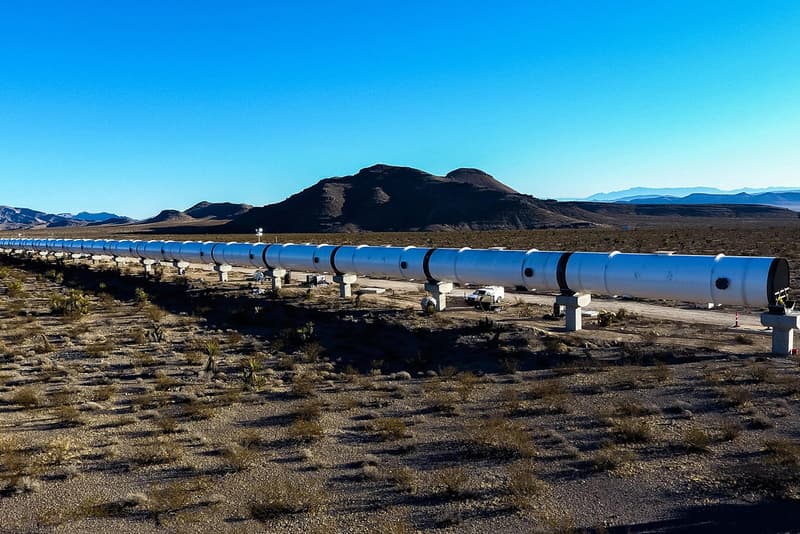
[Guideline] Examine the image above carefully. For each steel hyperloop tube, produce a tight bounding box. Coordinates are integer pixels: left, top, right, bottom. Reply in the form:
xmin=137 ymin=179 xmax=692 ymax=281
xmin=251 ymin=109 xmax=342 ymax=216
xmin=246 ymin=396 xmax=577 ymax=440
xmin=0 ymin=238 xmax=790 ymax=308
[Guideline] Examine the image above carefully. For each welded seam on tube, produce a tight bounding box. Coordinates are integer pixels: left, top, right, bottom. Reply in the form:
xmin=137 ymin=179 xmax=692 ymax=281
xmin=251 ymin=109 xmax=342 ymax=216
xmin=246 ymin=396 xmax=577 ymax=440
xmin=210 ymin=244 xmax=223 ymax=265
xmin=767 ymin=258 xmax=788 ymax=305
xmin=261 ymin=244 xmax=274 ymax=270
xmin=556 ymin=252 xmax=573 ymax=294
xmin=422 ymin=248 xmax=437 ymax=282
xmin=330 ymin=245 xmax=344 ymax=275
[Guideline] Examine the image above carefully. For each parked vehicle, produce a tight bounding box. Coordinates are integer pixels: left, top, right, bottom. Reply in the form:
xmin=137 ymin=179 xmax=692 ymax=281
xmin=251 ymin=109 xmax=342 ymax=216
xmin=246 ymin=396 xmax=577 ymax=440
xmin=465 ymin=286 xmax=504 ymax=310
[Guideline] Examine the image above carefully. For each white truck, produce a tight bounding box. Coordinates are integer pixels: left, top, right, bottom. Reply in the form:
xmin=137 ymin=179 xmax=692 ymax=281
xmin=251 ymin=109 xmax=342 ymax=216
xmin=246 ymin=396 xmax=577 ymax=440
xmin=465 ymin=286 xmax=505 ymax=310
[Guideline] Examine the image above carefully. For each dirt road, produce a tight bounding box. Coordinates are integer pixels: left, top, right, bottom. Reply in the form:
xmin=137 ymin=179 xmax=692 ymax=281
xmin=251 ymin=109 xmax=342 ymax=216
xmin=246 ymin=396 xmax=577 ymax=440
xmin=343 ymin=276 xmax=766 ymax=330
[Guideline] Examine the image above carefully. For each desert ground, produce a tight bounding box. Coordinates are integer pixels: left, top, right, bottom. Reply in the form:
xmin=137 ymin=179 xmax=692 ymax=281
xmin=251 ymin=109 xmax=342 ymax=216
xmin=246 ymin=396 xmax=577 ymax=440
xmin=0 ymin=224 xmax=799 ymax=533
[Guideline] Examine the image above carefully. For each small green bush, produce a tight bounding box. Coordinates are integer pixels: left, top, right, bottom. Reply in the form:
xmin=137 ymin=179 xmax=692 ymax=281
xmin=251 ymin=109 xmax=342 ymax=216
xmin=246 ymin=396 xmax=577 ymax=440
xmin=49 ymin=290 xmax=90 ymax=317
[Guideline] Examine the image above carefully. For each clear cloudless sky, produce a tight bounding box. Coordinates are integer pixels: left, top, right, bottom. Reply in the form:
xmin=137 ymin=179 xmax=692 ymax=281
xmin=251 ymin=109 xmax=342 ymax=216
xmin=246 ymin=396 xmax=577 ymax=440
xmin=1 ymin=1 xmax=799 ymax=219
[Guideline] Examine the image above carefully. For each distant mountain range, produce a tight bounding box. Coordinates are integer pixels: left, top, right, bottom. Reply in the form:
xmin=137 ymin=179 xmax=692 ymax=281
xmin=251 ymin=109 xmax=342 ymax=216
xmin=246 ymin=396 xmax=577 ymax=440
xmin=618 ymin=191 xmax=800 ymax=211
xmin=0 ymin=207 xmax=131 ymax=230
xmin=580 ymin=186 xmax=800 ymax=210
xmin=1 ymin=167 xmax=798 ymax=232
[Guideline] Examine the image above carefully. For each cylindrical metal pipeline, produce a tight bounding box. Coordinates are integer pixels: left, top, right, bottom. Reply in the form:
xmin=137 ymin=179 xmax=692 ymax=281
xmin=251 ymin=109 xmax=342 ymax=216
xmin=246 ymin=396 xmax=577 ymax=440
xmin=0 ymin=237 xmax=790 ymax=307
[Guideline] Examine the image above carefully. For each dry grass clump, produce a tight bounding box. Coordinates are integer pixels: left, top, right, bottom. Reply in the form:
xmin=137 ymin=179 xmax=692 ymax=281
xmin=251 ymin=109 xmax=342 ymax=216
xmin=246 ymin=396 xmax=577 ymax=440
xmin=385 ymin=466 xmax=417 ymax=493
xmin=505 ymin=459 xmax=549 ymax=511
xmin=221 ymin=444 xmax=259 ymax=472
xmin=748 ymin=413 xmax=775 ymax=429
xmin=526 ymin=377 xmax=572 ymax=414
xmin=426 ymin=390 xmax=459 ymax=415
xmin=748 ymin=363 xmax=774 ymax=383
xmin=154 ymin=370 xmax=181 ymax=391
xmin=370 ymin=517 xmax=416 ymax=534
xmin=130 ymin=327 xmax=147 ymax=344
xmin=183 ymin=398 xmax=215 ymax=420
xmin=527 ymin=378 xmax=567 ymax=399
xmin=11 ymin=385 xmax=43 ymax=408
xmin=719 ymin=421 xmax=742 ymax=442
xmin=84 ymin=339 xmax=114 ymax=358
xmin=132 ymin=351 xmax=158 ymax=368
xmin=434 ymin=466 xmax=471 ymax=498
xmin=291 ymin=373 xmax=317 ymax=398
xmin=214 ymin=386 xmax=243 ymax=406
xmin=33 ymin=334 xmax=54 ymax=354
xmin=48 ymin=388 xmax=78 ymax=407
xmin=454 ymin=371 xmax=478 ymax=401
xmin=184 ymin=350 xmax=205 ymax=366
xmin=496 ymin=385 xmax=520 ymax=409
xmin=614 ymin=399 xmax=659 ymax=417
xmin=4 ymin=278 xmax=26 ymax=298
xmin=155 ymin=415 xmax=180 ymax=434
xmin=54 ymin=404 xmax=84 ymax=427
xmin=763 ymin=439 xmax=800 ymax=467
xmin=651 ymin=361 xmax=673 ymax=383
xmin=702 ymin=368 xmax=731 ymax=386
xmin=607 ymin=367 xmax=649 ymax=390
xmin=287 ymin=419 xmax=324 ymax=442
xmin=131 ymin=437 xmax=184 ymax=467
xmin=249 ymin=474 xmax=325 ymax=520
xmin=0 ymin=436 xmax=33 ymax=490
xmin=613 ymin=420 xmax=653 ymax=444
xmin=92 ymin=384 xmax=116 ymax=402
xmin=238 ymin=429 xmax=263 ymax=449
xmin=41 ymin=435 xmax=81 ymax=467
xmin=590 ymin=443 xmax=636 ymax=471
xmin=136 ymin=478 xmax=211 ymax=525
xmin=733 ymin=438 xmax=800 ymax=497
xmin=294 ymin=399 xmax=325 ymax=421
xmin=369 ymin=417 xmax=410 ymax=441
xmin=144 ymin=304 xmax=166 ymax=324
xmin=465 ymin=416 xmax=535 ymax=458
xmin=681 ymin=427 xmax=712 ymax=453
xmin=718 ymin=386 xmax=752 ymax=408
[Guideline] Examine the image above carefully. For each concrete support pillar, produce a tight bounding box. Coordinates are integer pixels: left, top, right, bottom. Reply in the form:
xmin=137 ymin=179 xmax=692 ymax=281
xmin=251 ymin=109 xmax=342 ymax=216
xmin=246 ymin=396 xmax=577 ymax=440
xmin=267 ymin=268 xmax=287 ymax=291
xmin=555 ymin=293 xmax=592 ymax=332
xmin=333 ymin=273 xmax=357 ymax=298
xmin=424 ymin=281 xmax=454 ymax=312
xmin=173 ymin=261 xmax=190 ymax=275
xmin=760 ymin=312 xmax=800 ymax=355
xmin=141 ymin=258 xmax=157 ymax=276
xmin=113 ymin=256 xmax=131 ymax=270
xmin=214 ymin=264 xmax=232 ymax=282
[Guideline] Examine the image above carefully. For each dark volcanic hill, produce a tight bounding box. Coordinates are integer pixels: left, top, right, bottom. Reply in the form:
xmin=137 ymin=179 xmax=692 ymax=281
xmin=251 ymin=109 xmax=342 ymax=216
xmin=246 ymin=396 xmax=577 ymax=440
xmin=141 ymin=210 xmax=191 ymax=224
xmin=138 ymin=201 xmax=252 ymax=226
xmin=184 ymin=201 xmax=252 ymax=220
xmin=224 ymin=164 xmax=587 ymax=232
xmin=224 ymin=164 xmax=797 ymax=233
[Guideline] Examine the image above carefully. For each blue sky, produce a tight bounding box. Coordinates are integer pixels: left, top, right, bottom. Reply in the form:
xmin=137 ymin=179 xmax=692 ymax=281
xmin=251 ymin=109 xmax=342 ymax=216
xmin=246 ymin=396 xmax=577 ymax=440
xmin=1 ymin=1 xmax=799 ymax=219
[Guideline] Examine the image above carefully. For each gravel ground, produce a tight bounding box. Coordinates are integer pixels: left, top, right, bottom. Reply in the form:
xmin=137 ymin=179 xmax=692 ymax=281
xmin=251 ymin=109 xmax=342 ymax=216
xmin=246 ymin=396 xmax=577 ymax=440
xmin=0 ymin=255 xmax=798 ymax=533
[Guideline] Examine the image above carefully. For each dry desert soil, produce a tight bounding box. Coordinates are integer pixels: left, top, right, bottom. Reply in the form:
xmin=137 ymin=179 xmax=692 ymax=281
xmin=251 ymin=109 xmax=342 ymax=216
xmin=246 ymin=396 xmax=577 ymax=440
xmin=0 ymin=224 xmax=799 ymax=533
